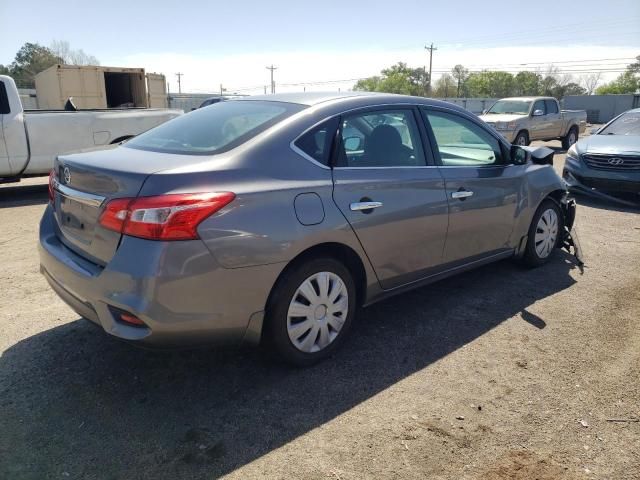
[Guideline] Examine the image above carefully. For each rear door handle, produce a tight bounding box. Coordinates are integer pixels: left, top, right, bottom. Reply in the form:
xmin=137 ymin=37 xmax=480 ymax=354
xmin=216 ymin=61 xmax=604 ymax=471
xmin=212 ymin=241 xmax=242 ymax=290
xmin=451 ymin=190 xmax=474 ymax=199
xmin=350 ymin=201 xmax=383 ymax=211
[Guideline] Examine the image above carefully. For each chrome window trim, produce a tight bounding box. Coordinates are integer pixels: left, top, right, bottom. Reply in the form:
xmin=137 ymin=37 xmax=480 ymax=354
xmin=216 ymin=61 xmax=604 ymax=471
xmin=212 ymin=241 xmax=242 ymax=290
xmin=54 ymin=181 xmax=105 ymax=208
xmin=289 ymin=100 xmax=511 ymax=170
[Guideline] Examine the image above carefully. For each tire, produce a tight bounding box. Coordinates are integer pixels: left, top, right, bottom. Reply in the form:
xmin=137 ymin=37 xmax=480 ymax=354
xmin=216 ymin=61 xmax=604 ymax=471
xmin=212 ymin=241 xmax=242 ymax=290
xmin=522 ymin=199 xmax=564 ymax=267
xmin=265 ymin=257 xmax=357 ymax=366
xmin=562 ymin=127 xmax=578 ymax=150
xmin=513 ymin=131 xmax=529 ymax=146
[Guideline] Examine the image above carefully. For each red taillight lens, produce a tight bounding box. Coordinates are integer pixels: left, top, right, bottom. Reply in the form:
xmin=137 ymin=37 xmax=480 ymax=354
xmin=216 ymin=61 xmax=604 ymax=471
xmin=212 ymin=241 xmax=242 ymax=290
xmin=98 ymin=192 xmax=235 ymax=241
xmin=48 ymin=170 xmax=56 ymax=202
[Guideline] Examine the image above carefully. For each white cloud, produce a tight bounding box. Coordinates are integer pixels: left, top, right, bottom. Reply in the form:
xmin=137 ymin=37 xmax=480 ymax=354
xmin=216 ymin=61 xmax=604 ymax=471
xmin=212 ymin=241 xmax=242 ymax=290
xmin=103 ymin=44 xmax=639 ymax=95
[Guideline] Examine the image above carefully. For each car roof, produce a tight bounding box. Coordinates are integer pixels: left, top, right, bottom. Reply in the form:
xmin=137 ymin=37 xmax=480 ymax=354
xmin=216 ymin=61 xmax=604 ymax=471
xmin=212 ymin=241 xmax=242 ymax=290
xmin=233 ymin=91 xmax=467 ymax=113
xmin=499 ymin=96 xmax=554 ymax=102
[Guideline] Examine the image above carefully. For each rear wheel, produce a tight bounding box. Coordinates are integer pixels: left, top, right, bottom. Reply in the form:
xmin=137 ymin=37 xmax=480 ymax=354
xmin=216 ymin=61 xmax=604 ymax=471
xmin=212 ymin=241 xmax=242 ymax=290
xmin=522 ymin=200 xmax=564 ymax=267
xmin=265 ymin=257 xmax=356 ymax=366
xmin=562 ymin=127 xmax=578 ymax=150
xmin=514 ymin=131 xmax=529 ymax=146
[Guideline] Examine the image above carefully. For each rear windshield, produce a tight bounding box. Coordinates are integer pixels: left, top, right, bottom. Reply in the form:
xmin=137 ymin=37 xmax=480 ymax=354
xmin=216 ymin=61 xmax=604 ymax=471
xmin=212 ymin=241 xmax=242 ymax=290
xmin=125 ymin=100 xmax=305 ymax=155
xmin=599 ymin=111 xmax=640 ymax=136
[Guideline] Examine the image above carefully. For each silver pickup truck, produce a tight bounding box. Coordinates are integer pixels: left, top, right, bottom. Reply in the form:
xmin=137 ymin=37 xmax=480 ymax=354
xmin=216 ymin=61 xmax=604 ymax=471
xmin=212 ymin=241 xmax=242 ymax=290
xmin=479 ymin=96 xmax=587 ymax=149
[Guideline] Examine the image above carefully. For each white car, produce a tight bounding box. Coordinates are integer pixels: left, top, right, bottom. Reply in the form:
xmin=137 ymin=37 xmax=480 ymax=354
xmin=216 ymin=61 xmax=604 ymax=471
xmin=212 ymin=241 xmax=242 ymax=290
xmin=0 ymin=75 xmax=182 ymax=182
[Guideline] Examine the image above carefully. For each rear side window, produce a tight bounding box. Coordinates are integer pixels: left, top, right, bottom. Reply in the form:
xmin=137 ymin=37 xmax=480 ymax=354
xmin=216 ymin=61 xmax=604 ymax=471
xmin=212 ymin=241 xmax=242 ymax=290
xmin=294 ymin=117 xmax=339 ymax=166
xmin=545 ymin=100 xmax=559 ymax=114
xmin=0 ymin=81 xmax=10 ymax=114
xmin=126 ymin=100 xmax=305 ymax=155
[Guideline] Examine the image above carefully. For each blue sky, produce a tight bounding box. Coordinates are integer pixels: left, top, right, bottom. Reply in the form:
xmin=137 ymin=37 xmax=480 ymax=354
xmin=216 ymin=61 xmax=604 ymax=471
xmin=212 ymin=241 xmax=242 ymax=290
xmin=1 ymin=0 xmax=638 ymax=93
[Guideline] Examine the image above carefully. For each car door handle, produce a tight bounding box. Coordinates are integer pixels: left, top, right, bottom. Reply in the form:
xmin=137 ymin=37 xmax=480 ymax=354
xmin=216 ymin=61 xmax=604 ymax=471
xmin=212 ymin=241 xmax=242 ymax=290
xmin=350 ymin=201 xmax=383 ymax=211
xmin=451 ymin=190 xmax=474 ymax=199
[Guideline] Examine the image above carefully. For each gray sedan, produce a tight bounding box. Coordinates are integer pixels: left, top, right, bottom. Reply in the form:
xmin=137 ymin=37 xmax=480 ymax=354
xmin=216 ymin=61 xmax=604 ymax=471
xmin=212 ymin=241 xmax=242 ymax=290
xmin=563 ymin=108 xmax=640 ymax=200
xmin=39 ymin=92 xmax=579 ymax=365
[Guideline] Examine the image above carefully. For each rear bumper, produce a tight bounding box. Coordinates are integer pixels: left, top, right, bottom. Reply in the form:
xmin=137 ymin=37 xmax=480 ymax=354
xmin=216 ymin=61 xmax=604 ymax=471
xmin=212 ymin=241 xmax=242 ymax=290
xmin=39 ymin=204 xmax=282 ymax=347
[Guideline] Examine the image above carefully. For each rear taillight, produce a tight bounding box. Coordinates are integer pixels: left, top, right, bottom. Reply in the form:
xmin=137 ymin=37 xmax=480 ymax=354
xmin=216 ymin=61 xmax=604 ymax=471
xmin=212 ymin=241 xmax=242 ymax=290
xmin=48 ymin=170 xmax=56 ymax=203
xmin=98 ymin=192 xmax=235 ymax=241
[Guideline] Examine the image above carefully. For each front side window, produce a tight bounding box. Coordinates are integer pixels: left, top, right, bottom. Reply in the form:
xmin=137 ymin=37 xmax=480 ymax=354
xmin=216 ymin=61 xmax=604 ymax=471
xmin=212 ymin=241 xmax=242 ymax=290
xmin=423 ymin=110 xmax=503 ymax=167
xmin=532 ymin=100 xmax=546 ymax=115
xmin=294 ymin=117 xmax=339 ymax=166
xmin=336 ymin=110 xmax=426 ymax=167
xmin=545 ymin=99 xmax=559 ymax=114
xmin=126 ymin=100 xmax=305 ymax=155
xmin=599 ymin=111 xmax=640 ymax=136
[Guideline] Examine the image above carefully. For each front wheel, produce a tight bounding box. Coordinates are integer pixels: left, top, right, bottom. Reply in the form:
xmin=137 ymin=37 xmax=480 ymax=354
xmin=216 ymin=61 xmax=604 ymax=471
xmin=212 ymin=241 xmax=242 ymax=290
xmin=513 ymin=131 xmax=529 ymax=146
xmin=522 ymin=200 xmax=564 ymax=267
xmin=265 ymin=258 xmax=357 ymax=366
xmin=562 ymin=127 xmax=578 ymax=150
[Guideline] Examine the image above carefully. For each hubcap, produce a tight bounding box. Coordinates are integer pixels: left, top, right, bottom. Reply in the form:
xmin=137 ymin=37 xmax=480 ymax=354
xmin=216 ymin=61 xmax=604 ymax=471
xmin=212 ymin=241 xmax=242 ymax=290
xmin=568 ymin=132 xmax=576 ymax=146
xmin=287 ymin=271 xmax=349 ymax=353
xmin=534 ymin=209 xmax=559 ymax=259
xmin=516 ymin=135 xmax=526 ymax=146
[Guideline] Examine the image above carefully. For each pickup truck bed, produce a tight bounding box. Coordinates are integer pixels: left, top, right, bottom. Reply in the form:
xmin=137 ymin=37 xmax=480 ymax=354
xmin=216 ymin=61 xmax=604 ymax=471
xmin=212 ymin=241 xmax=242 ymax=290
xmin=1 ymin=75 xmax=182 ymax=181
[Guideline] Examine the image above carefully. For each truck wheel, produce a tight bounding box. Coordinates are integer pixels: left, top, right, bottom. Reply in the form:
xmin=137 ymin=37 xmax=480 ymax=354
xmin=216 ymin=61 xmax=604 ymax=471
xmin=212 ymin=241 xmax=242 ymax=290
xmin=514 ymin=131 xmax=529 ymax=146
xmin=522 ymin=199 xmax=564 ymax=268
xmin=562 ymin=127 xmax=578 ymax=150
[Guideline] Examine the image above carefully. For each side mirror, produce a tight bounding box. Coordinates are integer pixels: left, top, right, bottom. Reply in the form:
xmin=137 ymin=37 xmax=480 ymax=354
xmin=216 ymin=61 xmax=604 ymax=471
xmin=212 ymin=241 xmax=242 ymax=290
xmin=510 ymin=145 xmax=530 ymax=165
xmin=344 ymin=136 xmax=363 ymax=152
xmin=520 ymin=145 xmax=555 ymax=165
xmin=532 ymin=109 xmax=544 ymax=116
xmin=589 ymin=127 xmax=599 ymax=135
xmin=482 ymin=109 xmax=488 ymax=115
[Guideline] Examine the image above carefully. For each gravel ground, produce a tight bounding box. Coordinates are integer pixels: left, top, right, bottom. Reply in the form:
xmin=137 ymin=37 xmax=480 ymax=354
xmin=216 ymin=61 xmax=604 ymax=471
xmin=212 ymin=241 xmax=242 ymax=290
xmin=0 ymin=135 xmax=639 ymax=480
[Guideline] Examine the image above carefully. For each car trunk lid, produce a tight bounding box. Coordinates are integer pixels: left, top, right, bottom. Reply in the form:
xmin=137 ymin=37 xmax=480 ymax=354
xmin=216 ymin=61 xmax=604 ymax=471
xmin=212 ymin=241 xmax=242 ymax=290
xmin=53 ymin=147 xmax=203 ymax=265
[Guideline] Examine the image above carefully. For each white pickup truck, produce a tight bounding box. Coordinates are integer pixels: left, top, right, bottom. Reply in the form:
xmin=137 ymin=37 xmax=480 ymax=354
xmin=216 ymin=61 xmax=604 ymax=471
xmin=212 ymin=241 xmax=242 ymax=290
xmin=0 ymin=75 xmax=182 ymax=182
xmin=479 ymin=96 xmax=587 ymax=149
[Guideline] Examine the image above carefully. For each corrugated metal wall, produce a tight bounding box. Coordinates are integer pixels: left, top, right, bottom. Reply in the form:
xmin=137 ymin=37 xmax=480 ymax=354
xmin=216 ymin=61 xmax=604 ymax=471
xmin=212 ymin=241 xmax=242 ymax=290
xmin=562 ymin=95 xmax=640 ymax=123
xmin=441 ymin=98 xmax=499 ymax=114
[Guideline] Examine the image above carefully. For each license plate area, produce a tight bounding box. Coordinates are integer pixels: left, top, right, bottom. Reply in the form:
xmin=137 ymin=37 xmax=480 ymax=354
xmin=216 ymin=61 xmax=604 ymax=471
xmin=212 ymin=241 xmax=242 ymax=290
xmin=58 ymin=196 xmax=99 ymax=245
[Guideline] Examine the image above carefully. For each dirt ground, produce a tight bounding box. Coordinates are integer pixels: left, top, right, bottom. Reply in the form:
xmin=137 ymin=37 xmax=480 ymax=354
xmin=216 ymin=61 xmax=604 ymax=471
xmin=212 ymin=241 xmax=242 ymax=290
xmin=0 ymin=136 xmax=639 ymax=480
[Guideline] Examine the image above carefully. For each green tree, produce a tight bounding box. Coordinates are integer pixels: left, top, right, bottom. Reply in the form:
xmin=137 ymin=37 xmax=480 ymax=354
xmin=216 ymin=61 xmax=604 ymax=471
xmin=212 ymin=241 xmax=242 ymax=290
xmin=596 ymin=56 xmax=640 ymax=94
xmin=354 ymin=62 xmax=428 ymax=96
xmin=7 ymin=42 xmax=62 ymax=87
xmin=451 ymin=64 xmax=469 ymax=97
xmin=513 ymin=71 xmax=541 ymax=96
xmin=433 ymin=73 xmax=456 ymax=98
xmin=465 ymin=71 xmax=515 ymax=97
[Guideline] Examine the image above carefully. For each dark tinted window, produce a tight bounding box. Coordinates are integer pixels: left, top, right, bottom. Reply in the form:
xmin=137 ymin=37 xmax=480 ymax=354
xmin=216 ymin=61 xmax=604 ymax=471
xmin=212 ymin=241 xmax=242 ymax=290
xmin=336 ymin=110 xmax=426 ymax=167
xmin=126 ymin=100 xmax=305 ymax=155
xmin=294 ymin=117 xmax=339 ymax=166
xmin=599 ymin=111 xmax=640 ymax=135
xmin=532 ymin=100 xmax=546 ymax=115
xmin=545 ymin=99 xmax=559 ymax=114
xmin=423 ymin=109 xmax=503 ymax=166
xmin=0 ymin=81 xmax=9 ymax=114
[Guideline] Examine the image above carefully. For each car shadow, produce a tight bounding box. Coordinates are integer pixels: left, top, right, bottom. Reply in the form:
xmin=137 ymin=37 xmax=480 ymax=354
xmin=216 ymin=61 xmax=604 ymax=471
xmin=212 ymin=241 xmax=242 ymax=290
xmin=0 ymin=183 xmax=49 ymax=208
xmin=0 ymin=253 xmax=581 ymax=479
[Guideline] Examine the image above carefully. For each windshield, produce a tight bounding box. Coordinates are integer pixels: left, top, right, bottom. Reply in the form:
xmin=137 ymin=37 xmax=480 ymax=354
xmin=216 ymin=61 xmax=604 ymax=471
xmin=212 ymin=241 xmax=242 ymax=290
xmin=126 ymin=100 xmax=305 ymax=155
xmin=486 ymin=100 xmax=531 ymax=115
xmin=598 ymin=111 xmax=640 ymax=136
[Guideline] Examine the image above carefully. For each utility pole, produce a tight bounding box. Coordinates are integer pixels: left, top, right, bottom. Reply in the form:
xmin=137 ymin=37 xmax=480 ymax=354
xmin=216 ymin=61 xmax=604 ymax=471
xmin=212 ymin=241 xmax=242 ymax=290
xmin=266 ymin=65 xmax=278 ymax=94
xmin=175 ymin=73 xmax=183 ymax=94
xmin=219 ymin=83 xmax=225 ymax=97
xmin=425 ymin=44 xmax=437 ymax=95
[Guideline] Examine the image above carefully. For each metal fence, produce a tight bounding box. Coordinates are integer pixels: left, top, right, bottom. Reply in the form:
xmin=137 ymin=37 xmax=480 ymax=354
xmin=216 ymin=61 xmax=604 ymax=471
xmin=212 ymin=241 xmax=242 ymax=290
xmin=562 ymin=94 xmax=640 ymax=123
xmin=18 ymin=88 xmax=39 ymax=110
